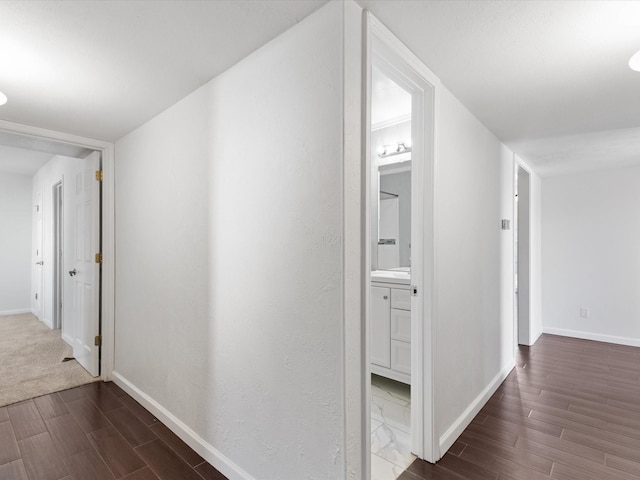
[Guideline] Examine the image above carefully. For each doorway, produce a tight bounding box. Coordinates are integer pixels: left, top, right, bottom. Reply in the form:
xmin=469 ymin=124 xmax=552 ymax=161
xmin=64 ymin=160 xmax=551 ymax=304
xmin=0 ymin=123 xmax=113 ymax=380
xmin=515 ymin=165 xmax=531 ymax=345
xmin=365 ymin=13 xmax=437 ymax=477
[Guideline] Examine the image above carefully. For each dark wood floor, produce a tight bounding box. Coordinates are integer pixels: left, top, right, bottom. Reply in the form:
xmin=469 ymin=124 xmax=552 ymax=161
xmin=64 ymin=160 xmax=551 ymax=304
xmin=401 ymin=333 xmax=640 ymax=479
xmin=4 ymin=334 xmax=640 ymax=480
xmin=0 ymin=381 xmax=227 ymax=480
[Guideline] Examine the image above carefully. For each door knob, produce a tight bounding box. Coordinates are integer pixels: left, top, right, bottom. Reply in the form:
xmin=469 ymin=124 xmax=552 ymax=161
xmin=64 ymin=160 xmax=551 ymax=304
xmin=35 ymin=261 xmax=44 ymax=265
xmin=69 ymin=269 xmax=77 ymax=277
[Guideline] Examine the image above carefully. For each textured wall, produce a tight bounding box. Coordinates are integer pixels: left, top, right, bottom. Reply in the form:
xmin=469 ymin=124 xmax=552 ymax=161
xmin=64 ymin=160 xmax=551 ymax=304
xmin=434 ymin=86 xmax=515 ymax=441
xmin=114 ymin=3 xmax=346 ymax=479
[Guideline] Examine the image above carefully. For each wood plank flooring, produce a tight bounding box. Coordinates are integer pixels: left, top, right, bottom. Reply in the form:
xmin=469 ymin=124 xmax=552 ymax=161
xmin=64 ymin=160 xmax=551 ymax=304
xmin=401 ymin=334 xmax=640 ymax=480
xmin=0 ymin=382 xmax=227 ymax=480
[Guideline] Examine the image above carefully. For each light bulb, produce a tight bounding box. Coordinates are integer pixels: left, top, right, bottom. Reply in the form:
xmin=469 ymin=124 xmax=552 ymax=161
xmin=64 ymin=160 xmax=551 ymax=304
xmin=629 ymin=49 xmax=640 ymax=72
xmin=0 ymin=91 xmax=7 ymax=106
xmin=376 ymin=145 xmax=386 ymax=156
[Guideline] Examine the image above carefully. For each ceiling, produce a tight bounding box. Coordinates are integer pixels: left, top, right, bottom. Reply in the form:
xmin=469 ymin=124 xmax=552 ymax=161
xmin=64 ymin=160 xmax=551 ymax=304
xmin=0 ymin=0 xmax=326 ymax=142
xmin=359 ymin=0 xmax=640 ymax=176
xmin=0 ymin=144 xmax=52 ymax=176
xmin=1 ymin=1 xmax=640 ymax=177
xmin=371 ymin=66 xmax=412 ymax=128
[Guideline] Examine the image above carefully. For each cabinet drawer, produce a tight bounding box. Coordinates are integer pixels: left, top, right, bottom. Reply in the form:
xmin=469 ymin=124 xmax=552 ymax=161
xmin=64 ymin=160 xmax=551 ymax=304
xmin=391 ymin=340 xmax=411 ymax=375
xmin=391 ymin=288 xmax=411 ymax=310
xmin=391 ymin=309 xmax=411 ymax=342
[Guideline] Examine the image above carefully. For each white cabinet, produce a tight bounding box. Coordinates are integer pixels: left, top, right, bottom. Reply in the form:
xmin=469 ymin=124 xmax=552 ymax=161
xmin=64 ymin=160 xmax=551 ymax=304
xmin=371 ymin=286 xmax=391 ymax=368
xmin=370 ymin=281 xmax=411 ymax=384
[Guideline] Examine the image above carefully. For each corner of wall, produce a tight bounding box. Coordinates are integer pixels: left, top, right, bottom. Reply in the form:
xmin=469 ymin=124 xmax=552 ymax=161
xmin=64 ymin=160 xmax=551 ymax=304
xmin=438 ymin=359 xmax=515 ymax=456
xmin=112 ymin=372 xmax=255 ymax=480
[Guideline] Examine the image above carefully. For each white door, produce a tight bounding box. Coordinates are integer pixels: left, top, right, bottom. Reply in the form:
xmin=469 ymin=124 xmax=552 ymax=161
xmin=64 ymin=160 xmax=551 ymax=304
xmin=66 ymin=152 xmax=101 ymax=376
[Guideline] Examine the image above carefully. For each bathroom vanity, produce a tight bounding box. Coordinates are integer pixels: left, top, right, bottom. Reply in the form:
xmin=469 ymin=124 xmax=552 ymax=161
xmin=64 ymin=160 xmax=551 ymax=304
xmin=370 ymin=269 xmax=411 ymax=385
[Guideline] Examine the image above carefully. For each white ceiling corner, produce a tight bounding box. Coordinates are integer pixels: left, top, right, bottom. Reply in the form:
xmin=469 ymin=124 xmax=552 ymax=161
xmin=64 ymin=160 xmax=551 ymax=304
xmin=1 ymin=1 xmax=640 ymax=177
xmin=0 ymin=0 xmax=327 ymax=142
xmin=359 ymin=0 xmax=640 ymax=177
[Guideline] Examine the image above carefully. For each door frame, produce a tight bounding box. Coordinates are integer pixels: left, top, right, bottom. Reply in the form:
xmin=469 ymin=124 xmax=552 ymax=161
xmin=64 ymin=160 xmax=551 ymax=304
xmin=52 ymin=180 xmax=63 ymax=331
xmin=365 ymin=12 xmax=439 ymax=463
xmin=33 ymin=190 xmax=44 ymax=321
xmin=0 ymin=119 xmax=115 ymax=380
xmin=514 ymin=160 xmax=532 ymax=346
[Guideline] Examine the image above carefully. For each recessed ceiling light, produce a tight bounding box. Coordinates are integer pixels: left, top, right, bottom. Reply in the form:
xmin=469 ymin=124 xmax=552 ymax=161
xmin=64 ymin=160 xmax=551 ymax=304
xmin=630 ymin=50 xmax=640 ymax=72
xmin=0 ymin=91 xmax=6 ymax=106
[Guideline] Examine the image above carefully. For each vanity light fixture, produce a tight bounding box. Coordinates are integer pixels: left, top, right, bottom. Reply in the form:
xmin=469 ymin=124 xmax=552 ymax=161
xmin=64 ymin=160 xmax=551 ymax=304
xmin=0 ymin=91 xmax=6 ymax=106
xmin=377 ymin=141 xmax=412 ymax=158
xmin=630 ymin=49 xmax=640 ymax=72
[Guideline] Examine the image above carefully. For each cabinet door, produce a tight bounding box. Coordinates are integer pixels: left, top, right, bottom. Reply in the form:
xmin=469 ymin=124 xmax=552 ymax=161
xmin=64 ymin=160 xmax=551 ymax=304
xmin=371 ymin=286 xmax=391 ymax=368
xmin=391 ymin=340 xmax=411 ymax=375
xmin=391 ymin=309 xmax=411 ymax=342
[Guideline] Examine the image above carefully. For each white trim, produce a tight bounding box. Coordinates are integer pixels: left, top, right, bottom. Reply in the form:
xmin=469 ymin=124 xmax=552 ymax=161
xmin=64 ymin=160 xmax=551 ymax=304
xmin=372 ymin=113 xmax=411 ymax=131
xmin=100 ymin=144 xmax=116 ymax=380
xmin=361 ymin=8 xmax=373 ymax=480
xmin=438 ymin=360 xmax=515 ymax=455
xmin=343 ymin=2 xmax=367 ymax=479
xmin=367 ymin=11 xmax=439 ymax=463
xmin=0 ymin=309 xmax=31 ymax=316
xmin=379 ymin=163 xmax=411 ymax=175
xmin=112 ymin=372 xmax=255 ymax=480
xmin=0 ymin=119 xmax=111 ymax=150
xmin=543 ymin=327 xmax=640 ymax=348
xmin=367 ymin=15 xmax=440 ymax=88
xmin=0 ymin=119 xmax=115 ymax=381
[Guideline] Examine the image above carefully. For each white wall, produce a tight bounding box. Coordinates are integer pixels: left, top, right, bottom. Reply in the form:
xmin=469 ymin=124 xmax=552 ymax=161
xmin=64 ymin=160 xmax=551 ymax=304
xmin=542 ymin=166 xmax=640 ymax=346
xmin=0 ymin=171 xmax=33 ymax=314
xmin=434 ymin=86 xmax=516 ymax=453
xmin=114 ymin=3 xmax=355 ymax=479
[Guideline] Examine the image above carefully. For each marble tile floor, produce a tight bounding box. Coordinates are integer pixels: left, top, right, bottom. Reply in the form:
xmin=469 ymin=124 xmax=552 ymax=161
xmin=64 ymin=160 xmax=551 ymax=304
xmin=371 ymin=374 xmax=416 ymax=480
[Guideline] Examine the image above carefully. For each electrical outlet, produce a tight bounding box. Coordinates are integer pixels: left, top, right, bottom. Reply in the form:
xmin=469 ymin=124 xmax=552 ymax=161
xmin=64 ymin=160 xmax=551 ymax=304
xmin=580 ymin=307 xmax=589 ymax=319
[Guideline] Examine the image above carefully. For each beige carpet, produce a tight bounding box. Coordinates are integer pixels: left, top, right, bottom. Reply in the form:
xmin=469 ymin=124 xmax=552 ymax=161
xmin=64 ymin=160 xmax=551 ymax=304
xmin=0 ymin=312 xmax=98 ymax=407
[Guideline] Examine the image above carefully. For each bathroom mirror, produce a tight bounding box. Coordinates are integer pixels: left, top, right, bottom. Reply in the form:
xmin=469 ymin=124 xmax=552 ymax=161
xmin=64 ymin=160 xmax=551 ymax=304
xmin=371 ymin=65 xmax=412 ymax=272
xmin=378 ymin=161 xmax=411 ymax=270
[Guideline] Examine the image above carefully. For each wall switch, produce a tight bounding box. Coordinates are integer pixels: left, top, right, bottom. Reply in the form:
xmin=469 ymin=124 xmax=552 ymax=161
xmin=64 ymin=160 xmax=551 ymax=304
xmin=580 ymin=307 xmax=589 ymax=318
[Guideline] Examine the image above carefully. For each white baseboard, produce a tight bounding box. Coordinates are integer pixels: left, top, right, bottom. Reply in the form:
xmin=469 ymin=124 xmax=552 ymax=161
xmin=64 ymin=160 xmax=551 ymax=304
xmin=111 ymin=372 xmax=255 ymax=480
xmin=543 ymin=327 xmax=640 ymax=348
xmin=438 ymin=359 xmax=515 ymax=455
xmin=0 ymin=308 xmax=31 ymax=316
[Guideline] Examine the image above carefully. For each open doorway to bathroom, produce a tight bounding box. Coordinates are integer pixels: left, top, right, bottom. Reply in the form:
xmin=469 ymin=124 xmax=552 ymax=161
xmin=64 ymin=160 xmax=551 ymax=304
xmin=366 ymin=15 xmax=437 ymax=479
xmin=369 ymin=63 xmax=415 ymax=478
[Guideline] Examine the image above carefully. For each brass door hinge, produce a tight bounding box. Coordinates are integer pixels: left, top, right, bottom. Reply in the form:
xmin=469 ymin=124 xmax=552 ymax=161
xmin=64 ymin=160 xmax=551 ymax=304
xmin=95 ymin=253 xmax=103 ymax=264
xmin=96 ymin=170 xmax=103 ymax=181
xmin=94 ymin=335 xmax=102 ymax=346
